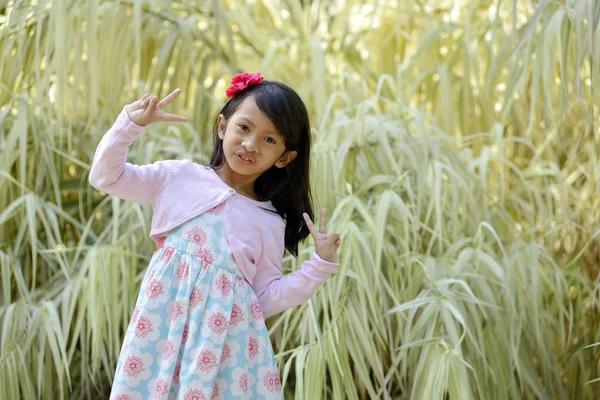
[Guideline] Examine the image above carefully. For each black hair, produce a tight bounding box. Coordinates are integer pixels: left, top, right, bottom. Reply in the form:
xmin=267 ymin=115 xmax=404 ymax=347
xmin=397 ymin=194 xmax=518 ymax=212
xmin=208 ymin=80 xmax=314 ymax=257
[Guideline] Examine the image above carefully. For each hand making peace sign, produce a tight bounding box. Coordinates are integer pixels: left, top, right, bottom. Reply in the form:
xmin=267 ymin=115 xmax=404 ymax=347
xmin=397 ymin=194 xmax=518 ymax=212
xmin=303 ymin=208 xmax=341 ymax=264
xmin=126 ymin=88 xmax=189 ymax=126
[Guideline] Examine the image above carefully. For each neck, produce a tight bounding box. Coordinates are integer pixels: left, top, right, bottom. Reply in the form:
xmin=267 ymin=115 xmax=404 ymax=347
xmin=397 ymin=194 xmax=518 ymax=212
xmin=214 ymin=164 xmax=259 ymax=199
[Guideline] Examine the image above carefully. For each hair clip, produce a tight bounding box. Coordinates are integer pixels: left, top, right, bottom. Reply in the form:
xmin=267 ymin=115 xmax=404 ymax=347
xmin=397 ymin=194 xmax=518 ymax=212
xmin=226 ymin=72 xmax=264 ymax=98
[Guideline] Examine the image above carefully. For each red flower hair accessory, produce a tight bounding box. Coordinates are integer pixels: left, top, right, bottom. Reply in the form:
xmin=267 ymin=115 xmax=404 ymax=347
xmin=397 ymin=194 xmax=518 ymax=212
xmin=225 ymin=72 xmax=264 ymax=98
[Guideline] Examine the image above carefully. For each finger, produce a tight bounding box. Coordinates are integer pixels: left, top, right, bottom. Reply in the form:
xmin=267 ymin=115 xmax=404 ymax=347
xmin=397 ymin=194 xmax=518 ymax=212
xmin=130 ymin=93 xmax=151 ymax=111
xmin=319 ymin=208 xmax=327 ymax=234
xmin=139 ymin=93 xmax=152 ymax=106
xmin=328 ymin=233 xmax=341 ymax=245
xmin=159 ymin=112 xmax=189 ymax=123
xmin=140 ymin=95 xmax=152 ymax=109
xmin=142 ymin=96 xmax=158 ymax=120
xmin=157 ymin=88 xmax=182 ymax=110
xmin=302 ymin=213 xmax=318 ymax=237
xmin=140 ymin=93 xmax=155 ymax=108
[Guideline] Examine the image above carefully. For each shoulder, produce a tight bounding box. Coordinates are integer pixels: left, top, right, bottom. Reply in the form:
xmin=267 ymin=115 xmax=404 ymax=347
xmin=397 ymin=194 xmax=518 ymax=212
xmin=166 ymin=160 xmax=216 ymax=180
xmin=138 ymin=159 xmax=190 ymax=181
xmin=184 ymin=162 xmax=221 ymax=179
xmin=153 ymin=160 xmax=215 ymax=196
xmin=256 ymin=208 xmax=285 ymax=229
xmin=248 ymin=206 xmax=284 ymax=238
xmin=149 ymin=158 xmax=190 ymax=173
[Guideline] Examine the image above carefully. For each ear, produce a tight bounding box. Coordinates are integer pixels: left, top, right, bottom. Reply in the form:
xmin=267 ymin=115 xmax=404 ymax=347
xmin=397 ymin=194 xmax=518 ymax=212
xmin=217 ymin=114 xmax=227 ymax=140
xmin=275 ymin=150 xmax=298 ymax=168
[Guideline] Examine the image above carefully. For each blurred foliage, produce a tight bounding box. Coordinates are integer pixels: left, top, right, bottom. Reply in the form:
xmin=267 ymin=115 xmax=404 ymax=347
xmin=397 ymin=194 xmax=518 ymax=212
xmin=0 ymin=0 xmax=599 ymax=399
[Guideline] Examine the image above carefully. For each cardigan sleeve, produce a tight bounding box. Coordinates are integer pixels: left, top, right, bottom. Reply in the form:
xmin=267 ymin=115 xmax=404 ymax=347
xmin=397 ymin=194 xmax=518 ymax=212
xmin=88 ymin=106 xmax=185 ymax=206
xmin=252 ymin=225 xmax=340 ymax=319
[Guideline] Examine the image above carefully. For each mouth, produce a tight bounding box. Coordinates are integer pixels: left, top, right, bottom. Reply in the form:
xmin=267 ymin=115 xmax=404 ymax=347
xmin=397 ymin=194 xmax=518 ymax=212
xmin=235 ymin=152 xmax=255 ymax=165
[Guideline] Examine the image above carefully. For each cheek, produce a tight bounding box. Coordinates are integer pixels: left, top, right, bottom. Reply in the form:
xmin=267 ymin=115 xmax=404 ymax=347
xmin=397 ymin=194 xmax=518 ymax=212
xmin=220 ymin=132 xmax=234 ymax=146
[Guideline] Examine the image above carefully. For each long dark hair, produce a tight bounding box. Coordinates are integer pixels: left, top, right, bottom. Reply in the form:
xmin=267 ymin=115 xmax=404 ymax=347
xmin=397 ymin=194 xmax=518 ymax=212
xmin=208 ymin=80 xmax=314 ymax=257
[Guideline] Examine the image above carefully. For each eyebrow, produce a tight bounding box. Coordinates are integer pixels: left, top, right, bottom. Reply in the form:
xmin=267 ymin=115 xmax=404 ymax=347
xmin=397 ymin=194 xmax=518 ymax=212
xmin=238 ymin=117 xmax=280 ymax=136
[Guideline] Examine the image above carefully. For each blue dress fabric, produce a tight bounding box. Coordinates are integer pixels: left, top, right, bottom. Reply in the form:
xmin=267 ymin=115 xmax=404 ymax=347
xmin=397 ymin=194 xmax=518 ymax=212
xmin=109 ymin=201 xmax=283 ymax=400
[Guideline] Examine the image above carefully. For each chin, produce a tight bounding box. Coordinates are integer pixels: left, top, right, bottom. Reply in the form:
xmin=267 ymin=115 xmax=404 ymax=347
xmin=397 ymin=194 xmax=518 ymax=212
xmin=226 ymin=155 xmax=260 ymax=175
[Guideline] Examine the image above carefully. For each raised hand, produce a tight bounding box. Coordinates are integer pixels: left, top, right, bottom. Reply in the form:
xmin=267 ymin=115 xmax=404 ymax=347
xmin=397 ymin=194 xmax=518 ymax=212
xmin=125 ymin=88 xmax=189 ymax=126
xmin=303 ymin=208 xmax=341 ymax=264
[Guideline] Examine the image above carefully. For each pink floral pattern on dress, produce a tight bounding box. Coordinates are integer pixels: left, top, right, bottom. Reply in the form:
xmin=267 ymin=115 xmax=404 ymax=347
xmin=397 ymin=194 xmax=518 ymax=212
xmin=171 ymin=302 xmax=183 ymax=321
xmin=184 ymin=388 xmax=207 ymax=400
xmin=208 ymin=203 xmax=224 ymax=216
xmin=239 ymin=373 xmax=248 ymax=393
xmin=187 ymin=226 xmax=207 ymax=246
xmin=196 ymin=350 xmax=218 ymax=372
xmin=250 ymin=300 xmax=264 ymax=321
xmin=111 ymin=201 xmax=283 ymax=399
xmin=230 ymin=304 xmax=245 ymax=326
xmin=160 ymin=247 xmax=175 ymax=263
xmin=248 ymin=337 xmax=259 ymax=359
xmin=263 ymin=371 xmax=282 ymax=393
xmin=211 ymin=382 xmax=221 ymax=399
xmin=123 ymin=355 xmax=145 ymax=377
xmin=147 ymin=279 xmax=164 ymax=300
xmin=176 ymin=262 xmax=190 ymax=279
xmin=190 ymin=286 xmax=203 ymax=308
xmin=135 ymin=316 xmax=153 ymax=337
xmin=216 ymin=274 xmax=233 ymax=296
xmin=194 ymin=248 xmax=214 ymax=269
xmin=173 ymin=362 xmax=181 ymax=384
xmin=220 ymin=343 xmax=231 ymax=363
xmin=207 ymin=312 xmax=228 ymax=334
xmin=156 ymin=379 xmax=169 ymax=397
xmin=182 ymin=324 xmax=189 ymax=346
xmin=164 ymin=340 xmax=175 ymax=359
xmin=131 ymin=307 xmax=140 ymax=322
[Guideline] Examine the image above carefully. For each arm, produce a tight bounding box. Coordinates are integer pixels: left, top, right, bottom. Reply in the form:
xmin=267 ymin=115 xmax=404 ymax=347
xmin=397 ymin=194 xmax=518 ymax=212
xmin=252 ymin=226 xmax=340 ymax=319
xmin=88 ymin=106 xmax=185 ymax=205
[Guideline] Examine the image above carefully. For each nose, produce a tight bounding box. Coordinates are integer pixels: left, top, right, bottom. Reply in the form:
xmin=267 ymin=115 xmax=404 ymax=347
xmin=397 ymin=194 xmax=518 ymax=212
xmin=241 ymin=135 xmax=259 ymax=153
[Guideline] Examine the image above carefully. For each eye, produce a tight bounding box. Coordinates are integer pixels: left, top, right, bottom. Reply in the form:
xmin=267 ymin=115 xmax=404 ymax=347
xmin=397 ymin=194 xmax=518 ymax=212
xmin=265 ymin=137 xmax=276 ymax=144
xmin=238 ymin=124 xmax=250 ymax=132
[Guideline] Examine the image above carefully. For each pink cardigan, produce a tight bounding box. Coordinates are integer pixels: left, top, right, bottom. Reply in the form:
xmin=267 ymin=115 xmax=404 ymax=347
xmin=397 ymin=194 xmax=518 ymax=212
xmin=88 ymin=107 xmax=339 ymax=318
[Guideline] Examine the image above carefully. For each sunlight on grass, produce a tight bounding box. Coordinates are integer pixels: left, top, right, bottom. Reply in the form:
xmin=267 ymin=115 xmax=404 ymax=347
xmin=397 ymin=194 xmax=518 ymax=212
xmin=0 ymin=0 xmax=598 ymax=399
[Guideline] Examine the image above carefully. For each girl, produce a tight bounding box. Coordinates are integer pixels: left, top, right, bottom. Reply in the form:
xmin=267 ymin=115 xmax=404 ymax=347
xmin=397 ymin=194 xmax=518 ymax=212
xmin=89 ymin=72 xmax=341 ymax=400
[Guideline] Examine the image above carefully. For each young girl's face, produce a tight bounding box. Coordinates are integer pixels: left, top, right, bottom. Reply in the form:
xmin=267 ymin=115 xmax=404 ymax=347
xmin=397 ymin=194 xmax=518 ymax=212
xmin=217 ymin=96 xmax=297 ymax=177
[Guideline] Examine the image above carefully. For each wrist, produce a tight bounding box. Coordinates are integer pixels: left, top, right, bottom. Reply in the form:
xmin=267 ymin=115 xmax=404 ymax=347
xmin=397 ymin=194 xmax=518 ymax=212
xmin=315 ymin=251 xmax=339 ymax=265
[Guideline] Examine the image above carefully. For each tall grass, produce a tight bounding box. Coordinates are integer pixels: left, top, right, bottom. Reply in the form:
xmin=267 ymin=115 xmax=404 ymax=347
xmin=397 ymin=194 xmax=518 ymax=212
xmin=0 ymin=0 xmax=598 ymax=399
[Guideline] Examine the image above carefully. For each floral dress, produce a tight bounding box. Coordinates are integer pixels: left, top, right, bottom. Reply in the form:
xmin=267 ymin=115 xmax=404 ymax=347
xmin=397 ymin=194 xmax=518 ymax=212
xmin=109 ymin=201 xmax=284 ymax=399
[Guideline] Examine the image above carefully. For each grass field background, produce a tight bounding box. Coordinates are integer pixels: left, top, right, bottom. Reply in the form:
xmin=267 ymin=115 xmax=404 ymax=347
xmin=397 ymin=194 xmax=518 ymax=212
xmin=0 ymin=0 xmax=599 ymax=398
